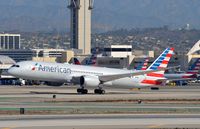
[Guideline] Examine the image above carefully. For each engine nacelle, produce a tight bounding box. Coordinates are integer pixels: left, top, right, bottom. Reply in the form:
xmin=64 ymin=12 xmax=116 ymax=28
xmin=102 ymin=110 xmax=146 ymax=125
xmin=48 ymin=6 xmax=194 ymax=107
xmin=80 ymin=76 xmax=100 ymax=87
xmin=45 ymin=81 xmax=64 ymax=86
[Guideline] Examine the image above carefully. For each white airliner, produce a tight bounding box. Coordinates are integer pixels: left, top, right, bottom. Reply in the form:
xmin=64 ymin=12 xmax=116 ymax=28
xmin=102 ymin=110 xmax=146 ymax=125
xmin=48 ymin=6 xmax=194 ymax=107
xmin=8 ymin=48 xmax=174 ymax=94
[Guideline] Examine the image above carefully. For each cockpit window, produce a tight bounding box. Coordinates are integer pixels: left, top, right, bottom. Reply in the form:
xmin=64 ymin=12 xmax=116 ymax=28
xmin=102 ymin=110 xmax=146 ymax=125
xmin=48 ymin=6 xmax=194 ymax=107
xmin=11 ymin=65 xmax=20 ymax=68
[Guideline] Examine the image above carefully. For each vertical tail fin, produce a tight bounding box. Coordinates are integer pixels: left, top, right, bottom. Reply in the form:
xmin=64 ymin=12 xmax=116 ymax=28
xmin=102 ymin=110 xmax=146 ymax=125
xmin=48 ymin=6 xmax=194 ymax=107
xmin=147 ymin=48 xmax=174 ymax=77
xmin=86 ymin=54 xmax=97 ymax=66
xmin=141 ymin=48 xmax=174 ymax=85
xmin=73 ymin=58 xmax=81 ymax=65
xmin=141 ymin=58 xmax=149 ymax=70
xmin=135 ymin=58 xmax=149 ymax=70
xmin=187 ymin=58 xmax=200 ymax=74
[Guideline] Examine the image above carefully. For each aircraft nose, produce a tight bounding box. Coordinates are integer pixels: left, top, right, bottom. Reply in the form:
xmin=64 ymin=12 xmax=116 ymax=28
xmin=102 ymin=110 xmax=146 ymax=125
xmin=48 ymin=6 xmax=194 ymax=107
xmin=8 ymin=66 xmax=19 ymax=76
xmin=8 ymin=64 xmax=21 ymax=76
xmin=7 ymin=67 xmax=14 ymax=75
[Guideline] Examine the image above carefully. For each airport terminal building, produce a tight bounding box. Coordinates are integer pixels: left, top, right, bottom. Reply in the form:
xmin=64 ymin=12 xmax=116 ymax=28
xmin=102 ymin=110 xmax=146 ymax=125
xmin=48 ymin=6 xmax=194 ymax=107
xmin=0 ymin=55 xmax=17 ymax=85
xmin=0 ymin=34 xmax=20 ymax=49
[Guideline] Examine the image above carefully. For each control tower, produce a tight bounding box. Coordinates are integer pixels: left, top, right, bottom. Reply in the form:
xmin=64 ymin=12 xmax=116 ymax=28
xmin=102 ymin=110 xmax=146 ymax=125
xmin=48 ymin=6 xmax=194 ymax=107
xmin=68 ymin=0 xmax=94 ymax=55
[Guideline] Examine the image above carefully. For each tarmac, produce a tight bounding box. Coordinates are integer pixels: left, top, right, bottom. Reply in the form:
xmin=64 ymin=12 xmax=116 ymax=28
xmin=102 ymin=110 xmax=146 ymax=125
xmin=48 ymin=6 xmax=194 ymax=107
xmin=0 ymin=84 xmax=200 ymax=128
xmin=1 ymin=114 xmax=200 ymax=129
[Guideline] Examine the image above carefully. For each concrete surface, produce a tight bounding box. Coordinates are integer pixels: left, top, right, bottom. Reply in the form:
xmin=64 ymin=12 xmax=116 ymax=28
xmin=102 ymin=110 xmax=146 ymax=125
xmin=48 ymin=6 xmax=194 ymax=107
xmin=0 ymin=114 xmax=200 ymax=129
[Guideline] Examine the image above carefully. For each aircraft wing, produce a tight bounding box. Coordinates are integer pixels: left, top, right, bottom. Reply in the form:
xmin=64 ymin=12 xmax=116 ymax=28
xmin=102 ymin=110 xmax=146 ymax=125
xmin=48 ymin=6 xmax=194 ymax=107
xmin=98 ymin=67 xmax=168 ymax=82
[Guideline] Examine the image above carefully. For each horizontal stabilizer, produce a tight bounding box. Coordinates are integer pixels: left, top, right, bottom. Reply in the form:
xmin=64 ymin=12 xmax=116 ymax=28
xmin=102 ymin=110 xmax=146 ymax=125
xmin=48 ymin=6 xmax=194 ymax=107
xmin=99 ymin=67 xmax=176 ymax=82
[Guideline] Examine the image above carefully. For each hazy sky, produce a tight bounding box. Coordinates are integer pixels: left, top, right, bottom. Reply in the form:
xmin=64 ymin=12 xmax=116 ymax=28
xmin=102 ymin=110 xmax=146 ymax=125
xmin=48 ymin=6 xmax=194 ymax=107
xmin=0 ymin=0 xmax=199 ymax=32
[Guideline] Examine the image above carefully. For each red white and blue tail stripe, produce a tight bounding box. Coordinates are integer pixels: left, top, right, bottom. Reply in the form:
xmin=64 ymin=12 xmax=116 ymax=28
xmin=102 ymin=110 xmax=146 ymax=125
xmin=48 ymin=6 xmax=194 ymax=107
xmin=73 ymin=58 xmax=81 ymax=65
xmin=147 ymin=48 xmax=174 ymax=74
xmin=86 ymin=54 xmax=97 ymax=66
xmin=73 ymin=55 xmax=97 ymax=66
xmin=135 ymin=58 xmax=149 ymax=70
xmin=141 ymin=48 xmax=174 ymax=85
xmin=141 ymin=58 xmax=149 ymax=70
xmin=187 ymin=58 xmax=200 ymax=74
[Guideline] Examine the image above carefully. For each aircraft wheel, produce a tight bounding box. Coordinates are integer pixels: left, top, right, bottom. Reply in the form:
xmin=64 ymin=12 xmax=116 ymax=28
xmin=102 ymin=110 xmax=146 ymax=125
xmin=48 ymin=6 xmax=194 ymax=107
xmin=94 ymin=89 xmax=105 ymax=94
xmin=77 ymin=88 xmax=88 ymax=94
xmin=77 ymin=88 xmax=82 ymax=94
xmin=83 ymin=89 xmax=88 ymax=94
xmin=101 ymin=90 xmax=105 ymax=94
xmin=94 ymin=89 xmax=99 ymax=94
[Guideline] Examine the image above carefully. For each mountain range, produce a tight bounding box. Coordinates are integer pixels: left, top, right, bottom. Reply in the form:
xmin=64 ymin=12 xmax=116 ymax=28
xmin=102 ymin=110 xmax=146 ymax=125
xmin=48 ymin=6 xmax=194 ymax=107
xmin=0 ymin=0 xmax=200 ymax=32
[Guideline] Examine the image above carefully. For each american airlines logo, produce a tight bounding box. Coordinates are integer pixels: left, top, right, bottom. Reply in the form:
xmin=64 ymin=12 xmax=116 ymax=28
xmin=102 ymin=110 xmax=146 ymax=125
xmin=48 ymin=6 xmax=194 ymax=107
xmin=32 ymin=63 xmax=39 ymax=71
xmin=32 ymin=63 xmax=71 ymax=74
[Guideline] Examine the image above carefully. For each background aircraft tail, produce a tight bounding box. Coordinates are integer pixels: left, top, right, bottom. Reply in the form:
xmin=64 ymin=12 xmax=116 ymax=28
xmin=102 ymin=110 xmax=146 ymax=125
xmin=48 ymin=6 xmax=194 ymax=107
xmin=73 ymin=58 xmax=81 ymax=65
xmin=187 ymin=58 xmax=200 ymax=74
xmin=135 ymin=58 xmax=149 ymax=70
xmin=86 ymin=54 xmax=97 ymax=65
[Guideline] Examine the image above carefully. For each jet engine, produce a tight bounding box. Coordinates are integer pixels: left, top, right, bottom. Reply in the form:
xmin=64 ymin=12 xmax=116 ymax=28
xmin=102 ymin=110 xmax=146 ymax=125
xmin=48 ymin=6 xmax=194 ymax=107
xmin=80 ymin=76 xmax=100 ymax=87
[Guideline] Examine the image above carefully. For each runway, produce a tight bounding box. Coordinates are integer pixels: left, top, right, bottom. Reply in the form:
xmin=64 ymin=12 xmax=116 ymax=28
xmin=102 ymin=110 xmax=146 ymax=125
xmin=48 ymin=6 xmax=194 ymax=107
xmin=0 ymin=85 xmax=200 ymax=115
xmin=1 ymin=114 xmax=200 ymax=129
xmin=0 ymin=84 xmax=200 ymax=128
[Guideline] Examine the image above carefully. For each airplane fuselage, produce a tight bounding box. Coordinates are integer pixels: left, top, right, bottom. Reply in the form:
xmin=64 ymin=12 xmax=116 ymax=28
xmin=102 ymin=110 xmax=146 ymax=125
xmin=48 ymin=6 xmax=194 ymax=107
xmin=8 ymin=61 xmax=152 ymax=88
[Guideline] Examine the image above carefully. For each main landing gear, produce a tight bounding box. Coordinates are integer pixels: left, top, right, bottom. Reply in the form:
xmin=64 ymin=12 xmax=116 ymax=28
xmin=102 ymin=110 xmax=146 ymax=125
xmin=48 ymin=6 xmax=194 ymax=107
xmin=77 ymin=88 xmax=88 ymax=94
xmin=77 ymin=85 xmax=105 ymax=94
xmin=94 ymin=86 xmax=105 ymax=94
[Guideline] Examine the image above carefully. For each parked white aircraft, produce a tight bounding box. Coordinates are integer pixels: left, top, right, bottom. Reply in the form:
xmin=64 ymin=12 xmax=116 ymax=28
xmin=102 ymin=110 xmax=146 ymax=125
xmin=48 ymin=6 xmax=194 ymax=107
xmin=8 ymin=48 xmax=174 ymax=94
